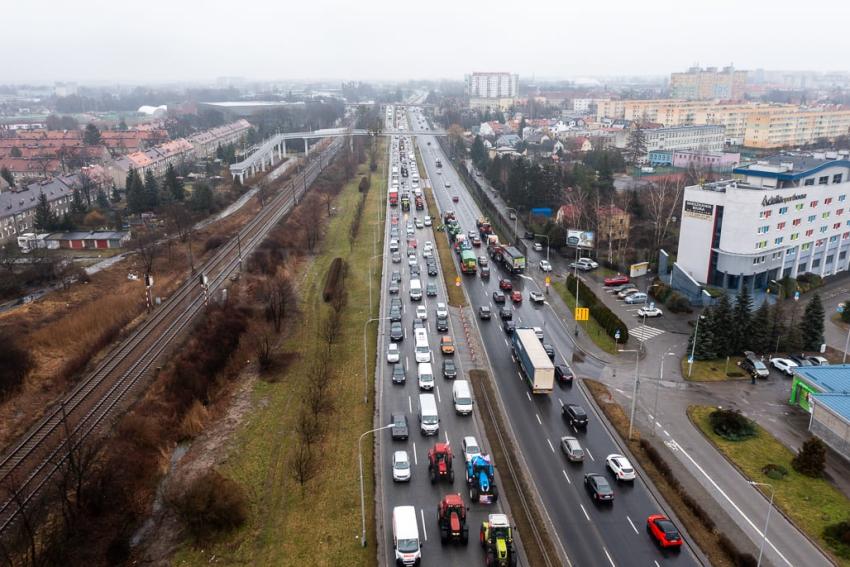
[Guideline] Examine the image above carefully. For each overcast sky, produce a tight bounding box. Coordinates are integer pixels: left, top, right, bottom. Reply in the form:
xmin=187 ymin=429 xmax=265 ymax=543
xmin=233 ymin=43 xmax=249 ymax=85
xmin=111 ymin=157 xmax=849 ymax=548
xmin=7 ymin=0 xmax=850 ymax=84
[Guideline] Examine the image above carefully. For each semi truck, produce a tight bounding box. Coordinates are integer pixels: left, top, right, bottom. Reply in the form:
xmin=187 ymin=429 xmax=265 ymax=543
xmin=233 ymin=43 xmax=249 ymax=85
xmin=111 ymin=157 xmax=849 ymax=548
xmin=487 ymin=243 xmax=526 ymax=274
xmin=389 ymin=189 xmax=399 ymax=207
xmin=511 ymin=328 xmax=554 ymax=393
xmin=460 ymin=249 xmax=477 ymax=274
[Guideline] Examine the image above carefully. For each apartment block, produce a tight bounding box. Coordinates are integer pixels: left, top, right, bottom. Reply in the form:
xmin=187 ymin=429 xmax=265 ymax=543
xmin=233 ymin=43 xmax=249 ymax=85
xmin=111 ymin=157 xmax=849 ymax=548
xmin=670 ymin=66 xmax=747 ymax=100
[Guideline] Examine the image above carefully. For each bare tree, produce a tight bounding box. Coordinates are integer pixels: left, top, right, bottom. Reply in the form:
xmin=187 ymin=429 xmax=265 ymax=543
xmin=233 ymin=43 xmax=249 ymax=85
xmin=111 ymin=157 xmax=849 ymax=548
xmin=164 ymin=203 xmax=193 ymax=243
xmin=290 ymin=439 xmax=316 ymax=486
xmin=264 ymin=272 xmax=296 ymax=334
xmin=53 ymin=405 xmax=100 ymax=529
xmin=644 ymin=178 xmax=684 ymax=260
xmin=254 ymin=329 xmax=274 ymax=371
xmin=302 ymin=196 xmax=323 ymax=253
xmin=131 ymin=229 xmax=160 ymax=277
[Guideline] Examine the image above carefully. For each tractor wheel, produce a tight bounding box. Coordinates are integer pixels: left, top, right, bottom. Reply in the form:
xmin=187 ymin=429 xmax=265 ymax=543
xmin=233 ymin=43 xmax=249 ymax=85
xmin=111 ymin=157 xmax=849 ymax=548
xmin=470 ymin=486 xmax=479 ymax=503
xmin=449 ymin=469 xmax=455 ymax=483
xmin=491 ymin=483 xmax=499 ymax=502
xmin=461 ymin=527 xmax=469 ymax=545
xmin=440 ymin=527 xmax=448 ymax=544
xmin=430 ymin=467 xmax=436 ymax=484
xmin=479 ymin=526 xmax=486 ymax=547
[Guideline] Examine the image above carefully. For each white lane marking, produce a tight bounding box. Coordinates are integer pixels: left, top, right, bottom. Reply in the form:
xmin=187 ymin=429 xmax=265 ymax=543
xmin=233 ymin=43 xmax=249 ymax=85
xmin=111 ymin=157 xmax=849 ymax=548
xmin=579 ymin=504 xmax=590 ymax=521
xmin=674 ymin=438 xmax=794 ymax=566
xmin=562 ymin=469 xmax=571 ymax=484
xmin=420 ymin=508 xmax=428 ymax=541
xmin=536 ymin=414 xmax=542 ymax=425
xmin=435 ymin=385 xmax=441 ymax=404
xmin=663 ymin=430 xmax=670 ymax=437
xmin=526 ymin=392 xmax=532 ymax=402
xmin=558 ymin=398 xmax=565 ymax=408
xmin=626 ymin=515 xmax=638 ymax=534
xmin=586 ymin=448 xmax=595 ymax=461
xmin=504 ymin=338 xmax=510 ymax=347
xmin=654 ymin=561 xmax=661 ymax=567
xmin=413 ymin=442 xmax=418 ymax=465
xmin=444 ymin=430 xmax=450 ymax=444
xmin=517 ymin=371 xmax=522 ymax=381
xmin=603 ymin=546 xmax=616 ymax=567
xmin=655 ymin=421 xmax=662 ymax=428
xmin=547 ymin=438 xmax=555 ymax=453
xmin=408 ymin=396 xmax=412 ymax=413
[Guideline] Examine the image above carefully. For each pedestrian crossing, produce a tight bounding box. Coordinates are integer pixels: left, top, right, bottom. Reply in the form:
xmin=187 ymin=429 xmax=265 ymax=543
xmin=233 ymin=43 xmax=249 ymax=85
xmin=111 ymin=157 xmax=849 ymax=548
xmin=629 ymin=324 xmax=665 ymax=342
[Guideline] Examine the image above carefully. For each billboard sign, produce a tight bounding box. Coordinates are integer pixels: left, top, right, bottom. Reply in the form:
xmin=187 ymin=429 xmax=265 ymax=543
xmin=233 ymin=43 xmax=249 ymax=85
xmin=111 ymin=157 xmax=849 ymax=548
xmin=566 ymin=230 xmax=594 ymax=249
xmin=683 ymin=200 xmax=714 ymax=220
xmin=629 ymin=262 xmax=649 ymax=278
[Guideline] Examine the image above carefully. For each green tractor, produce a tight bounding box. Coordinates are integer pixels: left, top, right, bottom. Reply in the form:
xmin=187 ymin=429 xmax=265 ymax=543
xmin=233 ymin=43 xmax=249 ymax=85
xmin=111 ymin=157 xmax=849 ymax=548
xmin=480 ymin=513 xmax=517 ymax=566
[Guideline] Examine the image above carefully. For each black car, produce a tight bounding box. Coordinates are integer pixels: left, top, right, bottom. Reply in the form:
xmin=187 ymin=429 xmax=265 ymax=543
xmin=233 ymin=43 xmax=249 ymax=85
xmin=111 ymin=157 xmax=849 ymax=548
xmin=563 ymin=404 xmax=588 ymax=428
xmin=479 ymin=306 xmax=492 ymax=320
xmin=410 ymin=265 xmax=420 ymax=277
xmin=436 ymin=316 xmax=449 ymax=333
xmin=543 ymin=343 xmax=555 ymax=360
xmin=392 ymin=364 xmax=406 ymax=385
xmin=443 ymin=359 xmax=457 ymax=379
xmin=499 ymin=306 xmax=513 ymax=320
xmin=391 ymin=413 xmax=409 ymax=440
xmin=478 ymin=256 xmax=489 ymax=267
xmin=390 ymin=322 xmax=404 ymax=342
xmin=524 ymin=231 xmax=535 ymax=240
xmin=584 ymin=473 xmax=614 ymax=502
xmin=787 ymin=354 xmax=813 ymax=367
xmin=391 ymin=297 xmax=402 ymax=310
xmin=480 ymin=265 xmax=490 ymax=279
xmin=390 ymin=306 xmax=402 ymax=322
xmin=389 ymin=281 xmax=400 ymax=295
xmin=428 ymin=264 xmax=438 ymax=277
xmin=555 ymin=364 xmax=575 ymax=385
xmin=412 ymin=319 xmax=425 ymax=332
xmin=493 ymin=290 xmax=506 ymax=304
xmin=426 ymin=282 xmax=438 ymax=297
xmin=391 ymin=270 xmax=401 ymax=283
xmin=503 ymin=320 xmax=516 ymax=334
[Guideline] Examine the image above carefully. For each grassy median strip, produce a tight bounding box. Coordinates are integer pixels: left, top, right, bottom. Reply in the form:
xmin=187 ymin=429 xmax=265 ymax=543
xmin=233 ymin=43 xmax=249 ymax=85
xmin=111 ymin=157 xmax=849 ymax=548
xmin=681 ymin=357 xmax=747 ymax=382
xmin=174 ymin=142 xmax=386 ymax=566
xmin=584 ymin=380 xmax=753 ymax=567
xmin=689 ymin=405 xmax=850 ymax=564
xmin=552 ymin=281 xmax=618 ymax=354
xmin=469 ymin=369 xmax=559 ymax=566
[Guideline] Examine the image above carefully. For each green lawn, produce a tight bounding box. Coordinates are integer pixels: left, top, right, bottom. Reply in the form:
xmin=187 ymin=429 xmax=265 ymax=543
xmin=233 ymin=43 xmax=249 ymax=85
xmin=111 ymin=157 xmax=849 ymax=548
xmin=552 ymin=281 xmax=618 ymax=354
xmin=681 ymin=356 xmax=747 ymax=382
xmin=689 ymin=405 xmax=850 ymax=565
xmin=173 ymin=142 xmax=386 ymax=566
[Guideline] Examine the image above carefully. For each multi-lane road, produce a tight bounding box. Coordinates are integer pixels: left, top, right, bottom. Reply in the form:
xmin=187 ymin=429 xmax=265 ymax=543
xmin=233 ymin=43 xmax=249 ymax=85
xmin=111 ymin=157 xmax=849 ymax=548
xmin=402 ymin=106 xmax=702 ymax=567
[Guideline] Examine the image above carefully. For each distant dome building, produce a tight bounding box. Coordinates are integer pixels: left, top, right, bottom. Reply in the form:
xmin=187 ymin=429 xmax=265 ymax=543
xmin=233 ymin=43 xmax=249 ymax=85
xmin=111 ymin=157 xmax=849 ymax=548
xmin=137 ymin=105 xmax=168 ymax=117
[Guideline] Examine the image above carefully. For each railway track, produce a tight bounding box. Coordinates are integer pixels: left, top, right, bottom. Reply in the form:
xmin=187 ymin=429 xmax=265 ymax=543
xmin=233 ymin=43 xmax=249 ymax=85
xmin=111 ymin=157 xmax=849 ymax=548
xmin=0 ymin=138 xmax=344 ymax=536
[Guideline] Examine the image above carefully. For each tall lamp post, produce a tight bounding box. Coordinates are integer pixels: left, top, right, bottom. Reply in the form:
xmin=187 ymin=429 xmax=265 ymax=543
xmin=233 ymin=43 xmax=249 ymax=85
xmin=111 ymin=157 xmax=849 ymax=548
xmin=653 ymin=351 xmax=677 ymax=436
xmin=616 ymin=328 xmax=641 ymax=441
xmin=359 ymin=423 xmax=394 ymax=547
xmin=368 ymin=253 xmax=383 ymax=317
xmin=749 ymin=481 xmax=776 ymax=567
xmin=363 ymin=316 xmax=390 ymax=404
xmin=687 ymin=314 xmax=707 ymax=378
xmin=532 ymin=233 xmax=551 ymax=263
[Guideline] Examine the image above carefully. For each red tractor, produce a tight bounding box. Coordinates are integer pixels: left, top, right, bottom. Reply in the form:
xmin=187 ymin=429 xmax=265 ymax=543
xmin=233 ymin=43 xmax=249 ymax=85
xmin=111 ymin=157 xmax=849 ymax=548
xmin=437 ymin=493 xmax=469 ymax=544
xmin=428 ymin=442 xmax=455 ymax=483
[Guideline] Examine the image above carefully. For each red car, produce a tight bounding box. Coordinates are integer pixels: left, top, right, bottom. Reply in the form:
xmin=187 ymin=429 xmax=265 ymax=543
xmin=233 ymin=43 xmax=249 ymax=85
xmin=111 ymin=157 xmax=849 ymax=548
xmin=499 ymin=278 xmax=513 ymax=291
xmin=408 ymin=238 xmax=418 ymax=248
xmin=604 ymin=274 xmax=630 ymax=286
xmin=452 ymin=195 xmax=459 ymax=203
xmin=646 ymin=514 xmax=683 ymax=548
xmin=511 ymin=291 xmax=523 ymax=303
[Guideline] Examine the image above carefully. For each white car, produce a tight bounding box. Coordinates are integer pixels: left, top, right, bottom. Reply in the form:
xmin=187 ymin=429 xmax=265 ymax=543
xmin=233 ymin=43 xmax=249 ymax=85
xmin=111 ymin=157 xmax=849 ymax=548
xmin=415 ymin=219 xmax=424 ymax=229
xmin=462 ymin=436 xmax=482 ymax=463
xmin=424 ymin=241 xmax=433 ymax=252
xmin=416 ymin=305 xmax=428 ymax=320
xmin=770 ymin=357 xmax=798 ymax=376
xmin=392 ymin=450 xmax=411 ymax=482
xmin=436 ymin=302 xmax=448 ymax=318
xmin=539 ymin=260 xmax=552 ymax=272
xmin=637 ymin=306 xmax=663 ymax=318
xmin=533 ymin=242 xmax=543 ymax=252
xmin=424 ymin=217 xmax=432 ymax=227
xmin=387 ymin=343 xmax=400 ymax=363
xmin=605 ymin=454 xmax=636 ymax=481
xmin=408 ymin=256 xmax=418 ymax=267
xmin=423 ymin=249 xmax=433 ymax=259
xmin=445 ymin=182 xmax=451 ymax=188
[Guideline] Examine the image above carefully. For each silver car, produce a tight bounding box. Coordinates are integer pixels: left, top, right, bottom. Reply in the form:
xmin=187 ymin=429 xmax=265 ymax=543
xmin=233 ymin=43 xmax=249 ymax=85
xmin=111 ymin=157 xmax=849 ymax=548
xmin=392 ymin=450 xmax=411 ymax=482
xmin=560 ymin=436 xmax=585 ymax=462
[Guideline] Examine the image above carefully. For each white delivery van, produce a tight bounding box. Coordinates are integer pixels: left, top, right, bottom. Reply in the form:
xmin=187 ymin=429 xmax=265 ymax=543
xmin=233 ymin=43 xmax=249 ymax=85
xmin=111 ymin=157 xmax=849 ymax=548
xmin=417 ymin=362 xmax=434 ymax=390
xmin=409 ymin=278 xmax=422 ymax=301
xmin=419 ymin=393 xmax=439 ymax=435
xmin=392 ymin=506 xmax=422 ymax=566
xmin=414 ymin=328 xmax=430 ymax=363
xmin=452 ymin=380 xmax=473 ymax=415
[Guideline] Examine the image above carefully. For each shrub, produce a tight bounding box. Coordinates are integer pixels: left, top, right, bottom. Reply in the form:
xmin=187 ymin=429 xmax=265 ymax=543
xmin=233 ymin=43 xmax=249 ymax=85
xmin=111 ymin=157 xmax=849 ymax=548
xmin=792 ymin=437 xmax=826 ymax=477
xmin=717 ymin=533 xmax=758 ymax=567
xmin=204 ymin=235 xmax=226 ymax=252
xmin=0 ymin=332 xmax=32 ymax=400
xmin=761 ymin=463 xmax=788 ymax=480
xmin=667 ymin=292 xmax=693 ymax=313
xmin=322 ymin=257 xmax=347 ymax=303
xmin=174 ymin=470 xmax=248 ymax=539
xmin=709 ymin=408 xmax=756 ymax=441
xmin=823 ymin=520 xmax=850 ymax=559
xmin=566 ymin=274 xmax=629 ymax=342
xmin=358 ymin=175 xmax=370 ymax=193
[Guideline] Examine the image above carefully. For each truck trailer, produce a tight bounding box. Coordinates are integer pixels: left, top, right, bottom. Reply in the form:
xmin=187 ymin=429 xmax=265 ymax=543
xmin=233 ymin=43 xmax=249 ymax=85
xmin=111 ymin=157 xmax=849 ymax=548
xmin=511 ymin=328 xmax=554 ymax=393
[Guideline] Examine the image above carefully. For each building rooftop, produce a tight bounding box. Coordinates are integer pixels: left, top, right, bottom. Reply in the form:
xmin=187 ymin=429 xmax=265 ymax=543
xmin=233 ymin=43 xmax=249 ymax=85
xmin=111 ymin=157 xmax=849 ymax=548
xmin=733 ymin=152 xmax=850 ymax=180
xmin=812 ymin=393 xmax=850 ymax=422
xmin=794 ymin=365 xmax=850 ymax=394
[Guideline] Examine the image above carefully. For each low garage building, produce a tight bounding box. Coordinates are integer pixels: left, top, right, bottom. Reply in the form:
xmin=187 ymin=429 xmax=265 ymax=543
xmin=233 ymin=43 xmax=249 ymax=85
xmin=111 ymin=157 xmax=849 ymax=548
xmin=789 ymin=365 xmax=850 ymax=462
xmin=46 ymin=231 xmax=130 ymax=250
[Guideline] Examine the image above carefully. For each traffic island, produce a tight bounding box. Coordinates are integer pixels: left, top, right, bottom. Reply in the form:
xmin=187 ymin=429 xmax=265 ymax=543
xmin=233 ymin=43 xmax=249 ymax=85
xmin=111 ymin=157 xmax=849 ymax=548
xmin=681 ymin=356 xmax=747 ymax=382
xmin=689 ymin=405 xmax=850 ymax=565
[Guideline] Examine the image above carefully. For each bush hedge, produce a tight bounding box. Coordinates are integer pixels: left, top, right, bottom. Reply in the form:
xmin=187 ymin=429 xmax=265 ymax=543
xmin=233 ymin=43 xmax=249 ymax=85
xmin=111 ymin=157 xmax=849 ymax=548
xmin=709 ymin=408 xmax=756 ymax=441
xmin=174 ymin=470 xmax=248 ymax=539
xmin=322 ymin=257 xmax=347 ymax=303
xmin=566 ymin=274 xmax=629 ymax=343
xmin=823 ymin=520 xmax=850 ymax=560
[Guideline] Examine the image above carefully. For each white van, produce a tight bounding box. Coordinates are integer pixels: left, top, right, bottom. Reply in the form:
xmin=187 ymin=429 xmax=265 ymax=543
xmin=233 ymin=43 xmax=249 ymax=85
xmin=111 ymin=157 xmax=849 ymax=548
xmin=417 ymin=362 xmax=434 ymax=390
xmin=453 ymin=380 xmax=473 ymax=415
xmin=419 ymin=393 xmax=439 ymax=435
xmin=392 ymin=506 xmax=422 ymax=566
xmin=414 ymin=328 xmax=430 ymax=363
xmin=409 ymin=278 xmax=422 ymax=301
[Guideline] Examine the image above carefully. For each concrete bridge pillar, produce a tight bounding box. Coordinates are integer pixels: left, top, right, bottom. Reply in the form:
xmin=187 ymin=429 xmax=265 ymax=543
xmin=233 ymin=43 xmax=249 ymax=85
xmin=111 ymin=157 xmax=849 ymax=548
xmin=282 ymin=142 xmax=287 ymax=157
xmin=304 ymin=138 xmax=309 ymax=157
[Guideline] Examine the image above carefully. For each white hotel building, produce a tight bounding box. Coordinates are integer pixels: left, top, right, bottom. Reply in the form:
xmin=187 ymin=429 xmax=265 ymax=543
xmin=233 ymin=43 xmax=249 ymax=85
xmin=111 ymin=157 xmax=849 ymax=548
xmin=676 ymin=153 xmax=850 ymax=293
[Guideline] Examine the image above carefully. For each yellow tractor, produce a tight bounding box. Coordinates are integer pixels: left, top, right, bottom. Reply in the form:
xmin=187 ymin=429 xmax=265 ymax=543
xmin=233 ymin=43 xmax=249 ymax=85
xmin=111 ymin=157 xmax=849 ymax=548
xmin=479 ymin=513 xmax=517 ymax=566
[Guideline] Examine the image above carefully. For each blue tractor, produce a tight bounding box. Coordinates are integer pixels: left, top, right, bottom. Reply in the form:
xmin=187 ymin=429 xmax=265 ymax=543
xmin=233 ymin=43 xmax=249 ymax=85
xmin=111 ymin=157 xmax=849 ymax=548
xmin=466 ymin=455 xmax=498 ymax=504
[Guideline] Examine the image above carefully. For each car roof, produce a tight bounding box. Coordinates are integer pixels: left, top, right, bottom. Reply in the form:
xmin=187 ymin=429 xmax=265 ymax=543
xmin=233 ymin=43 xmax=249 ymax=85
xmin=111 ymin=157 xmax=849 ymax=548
xmin=393 ymin=450 xmax=408 ymax=460
xmin=463 ymin=436 xmax=478 ymax=446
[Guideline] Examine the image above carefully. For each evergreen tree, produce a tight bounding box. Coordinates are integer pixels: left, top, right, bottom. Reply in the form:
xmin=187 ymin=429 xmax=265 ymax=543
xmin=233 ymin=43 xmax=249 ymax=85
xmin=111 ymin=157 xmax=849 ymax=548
xmin=117 ymin=118 xmax=128 ymax=131
xmin=768 ymin=302 xmax=786 ymax=354
xmin=731 ymin=286 xmax=754 ymax=353
xmin=110 ymin=184 xmax=121 ymax=203
xmin=710 ymin=294 xmax=734 ymax=357
xmin=625 ymin=124 xmax=647 ymax=165
xmin=33 ymin=192 xmax=56 ymax=231
xmin=471 ymin=135 xmax=487 ymax=169
xmin=800 ymin=293 xmax=826 ymax=351
xmin=749 ymin=301 xmax=771 ymax=353
xmin=9 ymin=146 xmax=21 ymax=158
xmin=96 ymin=189 xmax=110 ymax=209
xmin=71 ymin=187 xmax=86 ymax=214
xmin=690 ymin=309 xmax=717 ymax=360
xmin=83 ymin=123 xmax=102 ymax=145
xmin=164 ymin=163 xmax=185 ymax=201
xmin=126 ymin=169 xmax=146 ymax=214
xmin=144 ymin=169 xmax=160 ymax=209
xmin=190 ymin=182 xmax=214 ymax=212
xmin=0 ymin=166 xmax=14 ymax=187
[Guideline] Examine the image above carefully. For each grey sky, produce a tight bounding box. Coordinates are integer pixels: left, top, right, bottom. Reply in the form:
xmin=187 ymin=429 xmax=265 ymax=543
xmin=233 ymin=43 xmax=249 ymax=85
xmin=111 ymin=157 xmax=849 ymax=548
xmin=7 ymin=0 xmax=850 ymax=84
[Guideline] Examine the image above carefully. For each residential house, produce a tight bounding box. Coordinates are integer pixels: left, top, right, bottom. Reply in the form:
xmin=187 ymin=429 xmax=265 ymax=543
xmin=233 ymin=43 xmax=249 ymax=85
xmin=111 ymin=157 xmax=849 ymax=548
xmin=0 ymin=175 xmax=77 ymax=244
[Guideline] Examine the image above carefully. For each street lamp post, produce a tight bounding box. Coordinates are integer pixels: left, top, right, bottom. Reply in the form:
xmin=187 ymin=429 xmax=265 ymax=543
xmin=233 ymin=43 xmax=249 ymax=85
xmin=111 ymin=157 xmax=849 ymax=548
xmin=749 ymin=481 xmax=776 ymax=567
xmin=653 ymin=351 xmax=676 ymax=436
xmin=617 ymin=345 xmax=641 ymax=441
xmin=532 ymin=233 xmax=551 ymax=263
xmin=359 ymin=423 xmax=394 ymax=548
xmin=368 ymin=253 xmax=383 ymax=317
xmin=688 ymin=314 xmax=707 ymax=378
xmin=363 ymin=317 xmax=390 ymax=404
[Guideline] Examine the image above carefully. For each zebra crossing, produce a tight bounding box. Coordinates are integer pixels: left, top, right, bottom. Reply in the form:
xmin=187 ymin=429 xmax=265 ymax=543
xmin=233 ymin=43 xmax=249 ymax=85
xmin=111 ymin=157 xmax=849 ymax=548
xmin=629 ymin=324 xmax=666 ymax=342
